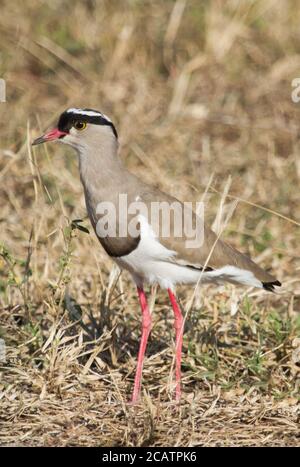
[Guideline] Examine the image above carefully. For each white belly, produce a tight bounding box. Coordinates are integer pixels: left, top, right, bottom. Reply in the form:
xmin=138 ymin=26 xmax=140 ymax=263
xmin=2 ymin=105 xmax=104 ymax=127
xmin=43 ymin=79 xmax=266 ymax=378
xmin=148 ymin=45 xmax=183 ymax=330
xmin=113 ymin=215 xmax=262 ymax=290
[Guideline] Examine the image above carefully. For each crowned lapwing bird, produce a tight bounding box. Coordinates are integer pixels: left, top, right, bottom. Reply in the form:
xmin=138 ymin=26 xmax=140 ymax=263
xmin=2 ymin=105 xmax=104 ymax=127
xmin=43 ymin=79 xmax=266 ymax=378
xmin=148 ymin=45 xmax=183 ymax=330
xmin=32 ymin=107 xmax=281 ymax=403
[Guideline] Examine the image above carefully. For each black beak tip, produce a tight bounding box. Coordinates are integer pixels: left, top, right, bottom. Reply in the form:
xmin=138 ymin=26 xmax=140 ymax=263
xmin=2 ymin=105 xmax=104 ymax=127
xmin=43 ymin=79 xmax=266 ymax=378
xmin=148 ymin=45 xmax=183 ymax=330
xmin=32 ymin=136 xmax=45 ymax=146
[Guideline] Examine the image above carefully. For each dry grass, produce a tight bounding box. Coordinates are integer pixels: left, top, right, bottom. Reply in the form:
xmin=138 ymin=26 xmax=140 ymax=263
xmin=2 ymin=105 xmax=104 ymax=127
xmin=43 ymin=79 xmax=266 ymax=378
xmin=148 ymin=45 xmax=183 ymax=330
xmin=0 ymin=0 xmax=299 ymax=446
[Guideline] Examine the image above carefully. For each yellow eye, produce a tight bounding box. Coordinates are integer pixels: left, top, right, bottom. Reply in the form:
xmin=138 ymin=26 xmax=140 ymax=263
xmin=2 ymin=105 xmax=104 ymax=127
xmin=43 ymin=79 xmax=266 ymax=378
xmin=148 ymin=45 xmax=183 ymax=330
xmin=74 ymin=121 xmax=87 ymax=131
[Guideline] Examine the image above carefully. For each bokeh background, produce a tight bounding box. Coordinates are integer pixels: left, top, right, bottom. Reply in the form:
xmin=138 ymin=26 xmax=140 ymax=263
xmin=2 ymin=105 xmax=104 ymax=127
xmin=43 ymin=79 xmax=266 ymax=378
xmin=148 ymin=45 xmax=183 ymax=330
xmin=0 ymin=0 xmax=299 ymax=446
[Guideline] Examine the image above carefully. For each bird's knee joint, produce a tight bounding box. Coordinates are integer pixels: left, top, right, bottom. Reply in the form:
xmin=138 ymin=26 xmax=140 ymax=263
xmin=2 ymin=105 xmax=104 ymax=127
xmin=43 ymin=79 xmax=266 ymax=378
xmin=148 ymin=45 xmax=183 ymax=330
xmin=142 ymin=313 xmax=151 ymax=330
xmin=175 ymin=315 xmax=183 ymax=328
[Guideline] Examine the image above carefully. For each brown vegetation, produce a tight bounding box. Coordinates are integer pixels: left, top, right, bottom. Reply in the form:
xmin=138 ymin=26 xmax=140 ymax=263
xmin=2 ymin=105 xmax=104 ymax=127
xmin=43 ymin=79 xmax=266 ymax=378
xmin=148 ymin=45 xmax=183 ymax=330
xmin=0 ymin=0 xmax=299 ymax=446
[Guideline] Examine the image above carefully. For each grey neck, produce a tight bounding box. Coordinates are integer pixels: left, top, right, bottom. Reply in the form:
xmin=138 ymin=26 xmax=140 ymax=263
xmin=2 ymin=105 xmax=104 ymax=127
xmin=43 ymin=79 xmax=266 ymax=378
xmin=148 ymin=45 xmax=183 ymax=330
xmin=79 ymin=137 xmax=122 ymax=185
xmin=75 ymin=132 xmax=139 ymax=213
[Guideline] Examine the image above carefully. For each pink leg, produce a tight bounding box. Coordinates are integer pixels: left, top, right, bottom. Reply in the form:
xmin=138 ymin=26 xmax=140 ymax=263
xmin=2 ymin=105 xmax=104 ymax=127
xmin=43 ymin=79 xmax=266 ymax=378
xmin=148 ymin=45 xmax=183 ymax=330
xmin=168 ymin=289 xmax=184 ymax=401
xmin=131 ymin=286 xmax=152 ymax=403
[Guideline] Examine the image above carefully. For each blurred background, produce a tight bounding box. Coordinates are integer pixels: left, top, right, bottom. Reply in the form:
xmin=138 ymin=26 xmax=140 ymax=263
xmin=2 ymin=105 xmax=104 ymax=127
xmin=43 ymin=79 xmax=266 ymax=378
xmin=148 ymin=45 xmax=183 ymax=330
xmin=0 ymin=0 xmax=299 ymax=446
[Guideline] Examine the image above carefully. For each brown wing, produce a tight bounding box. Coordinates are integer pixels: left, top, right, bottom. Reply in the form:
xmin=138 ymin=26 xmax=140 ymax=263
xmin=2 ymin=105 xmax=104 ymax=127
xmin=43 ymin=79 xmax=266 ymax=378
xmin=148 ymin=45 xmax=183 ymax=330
xmin=140 ymin=189 xmax=280 ymax=289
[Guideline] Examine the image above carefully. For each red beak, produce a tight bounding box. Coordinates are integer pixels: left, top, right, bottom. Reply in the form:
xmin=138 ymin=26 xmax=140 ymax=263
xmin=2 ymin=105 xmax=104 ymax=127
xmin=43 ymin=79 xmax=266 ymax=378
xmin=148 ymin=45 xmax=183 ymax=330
xmin=32 ymin=128 xmax=67 ymax=146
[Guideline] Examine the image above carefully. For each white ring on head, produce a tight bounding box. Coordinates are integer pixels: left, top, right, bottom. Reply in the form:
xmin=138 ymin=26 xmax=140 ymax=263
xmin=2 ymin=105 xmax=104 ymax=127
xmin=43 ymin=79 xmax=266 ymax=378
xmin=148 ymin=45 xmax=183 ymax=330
xmin=66 ymin=108 xmax=112 ymax=123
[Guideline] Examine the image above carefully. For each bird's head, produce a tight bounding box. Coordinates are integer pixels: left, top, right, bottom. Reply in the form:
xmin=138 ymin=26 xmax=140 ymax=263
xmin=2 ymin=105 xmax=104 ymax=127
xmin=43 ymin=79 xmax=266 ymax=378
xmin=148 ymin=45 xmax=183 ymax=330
xmin=32 ymin=108 xmax=118 ymax=151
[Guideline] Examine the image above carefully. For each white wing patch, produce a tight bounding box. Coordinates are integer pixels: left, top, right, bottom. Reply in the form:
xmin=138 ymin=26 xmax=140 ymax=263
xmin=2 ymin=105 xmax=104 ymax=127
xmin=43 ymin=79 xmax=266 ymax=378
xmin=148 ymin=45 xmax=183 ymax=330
xmin=115 ymin=215 xmax=263 ymax=290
